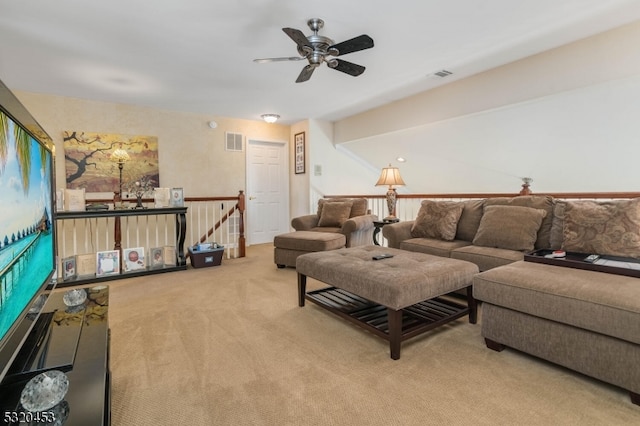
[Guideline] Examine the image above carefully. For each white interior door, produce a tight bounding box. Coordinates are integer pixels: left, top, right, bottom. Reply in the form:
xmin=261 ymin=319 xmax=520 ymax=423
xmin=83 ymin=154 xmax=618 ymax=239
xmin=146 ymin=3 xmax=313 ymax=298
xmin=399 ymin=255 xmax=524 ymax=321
xmin=246 ymin=140 xmax=289 ymax=245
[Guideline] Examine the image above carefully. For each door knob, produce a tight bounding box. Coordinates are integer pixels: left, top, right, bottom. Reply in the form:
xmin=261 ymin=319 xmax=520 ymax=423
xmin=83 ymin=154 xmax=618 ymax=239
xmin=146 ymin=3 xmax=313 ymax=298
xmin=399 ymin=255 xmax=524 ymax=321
xmin=249 ymin=196 xmax=256 ymax=200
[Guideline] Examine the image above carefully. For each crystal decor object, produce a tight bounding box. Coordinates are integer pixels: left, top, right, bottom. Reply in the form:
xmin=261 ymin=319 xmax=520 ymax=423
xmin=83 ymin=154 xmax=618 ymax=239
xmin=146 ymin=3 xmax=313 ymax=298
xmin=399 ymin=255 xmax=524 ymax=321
xmin=20 ymin=370 xmax=70 ymax=412
xmin=62 ymin=288 xmax=87 ymax=307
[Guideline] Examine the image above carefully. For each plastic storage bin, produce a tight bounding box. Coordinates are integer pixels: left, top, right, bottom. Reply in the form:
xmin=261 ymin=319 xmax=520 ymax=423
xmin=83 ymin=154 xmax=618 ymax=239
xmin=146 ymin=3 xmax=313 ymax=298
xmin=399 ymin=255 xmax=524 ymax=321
xmin=188 ymin=245 xmax=224 ymax=268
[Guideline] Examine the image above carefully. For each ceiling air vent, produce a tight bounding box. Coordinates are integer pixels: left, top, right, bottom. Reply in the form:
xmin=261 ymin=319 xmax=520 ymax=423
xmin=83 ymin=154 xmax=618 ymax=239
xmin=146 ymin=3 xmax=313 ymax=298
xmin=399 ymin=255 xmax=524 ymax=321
xmin=434 ymin=70 xmax=453 ymax=78
xmin=225 ymin=132 xmax=243 ymax=152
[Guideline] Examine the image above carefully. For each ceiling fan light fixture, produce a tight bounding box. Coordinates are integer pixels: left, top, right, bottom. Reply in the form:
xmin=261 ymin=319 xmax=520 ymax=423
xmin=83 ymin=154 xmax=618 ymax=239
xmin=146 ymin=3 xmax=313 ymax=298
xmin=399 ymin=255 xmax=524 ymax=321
xmin=261 ymin=114 xmax=280 ymax=123
xmin=254 ymin=18 xmax=374 ymax=83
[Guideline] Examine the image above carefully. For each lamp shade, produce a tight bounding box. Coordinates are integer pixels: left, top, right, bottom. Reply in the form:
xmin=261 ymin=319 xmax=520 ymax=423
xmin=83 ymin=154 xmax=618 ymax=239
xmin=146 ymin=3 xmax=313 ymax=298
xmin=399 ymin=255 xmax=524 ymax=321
xmin=375 ymin=165 xmax=405 ymax=187
xmin=111 ymin=148 xmax=130 ymax=163
xmin=376 ymin=164 xmax=405 ymax=221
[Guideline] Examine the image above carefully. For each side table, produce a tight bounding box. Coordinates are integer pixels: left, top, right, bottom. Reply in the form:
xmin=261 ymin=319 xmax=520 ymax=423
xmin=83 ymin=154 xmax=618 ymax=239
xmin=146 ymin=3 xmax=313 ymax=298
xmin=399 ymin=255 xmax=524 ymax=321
xmin=373 ymin=219 xmax=400 ymax=245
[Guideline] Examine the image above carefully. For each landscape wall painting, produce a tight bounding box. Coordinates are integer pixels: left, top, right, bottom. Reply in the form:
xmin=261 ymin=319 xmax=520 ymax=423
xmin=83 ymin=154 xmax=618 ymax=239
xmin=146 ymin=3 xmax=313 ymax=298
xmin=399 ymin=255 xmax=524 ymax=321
xmin=63 ymin=131 xmax=159 ymax=193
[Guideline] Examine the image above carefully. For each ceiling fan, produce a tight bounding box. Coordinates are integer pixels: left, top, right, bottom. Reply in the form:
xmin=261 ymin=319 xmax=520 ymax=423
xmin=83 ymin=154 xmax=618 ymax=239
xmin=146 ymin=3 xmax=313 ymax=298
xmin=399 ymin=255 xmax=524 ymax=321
xmin=253 ymin=18 xmax=374 ymax=83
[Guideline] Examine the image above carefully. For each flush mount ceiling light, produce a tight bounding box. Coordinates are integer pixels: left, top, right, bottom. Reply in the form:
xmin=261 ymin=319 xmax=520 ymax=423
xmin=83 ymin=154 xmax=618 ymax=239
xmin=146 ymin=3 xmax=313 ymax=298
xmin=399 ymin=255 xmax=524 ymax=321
xmin=261 ymin=114 xmax=280 ymax=123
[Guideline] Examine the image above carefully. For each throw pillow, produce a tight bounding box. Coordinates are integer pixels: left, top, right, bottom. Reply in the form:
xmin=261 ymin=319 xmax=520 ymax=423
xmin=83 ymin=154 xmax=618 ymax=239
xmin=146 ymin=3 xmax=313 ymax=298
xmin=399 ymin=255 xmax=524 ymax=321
xmin=473 ymin=205 xmax=547 ymax=251
xmin=549 ymin=201 xmax=566 ymax=250
xmin=455 ymin=199 xmax=485 ymax=242
xmin=317 ymin=201 xmax=353 ymax=227
xmin=485 ymin=195 xmax=554 ymax=249
xmin=410 ymin=200 xmax=464 ymax=241
xmin=562 ymin=198 xmax=640 ymax=258
xmin=317 ymin=198 xmax=368 ymax=218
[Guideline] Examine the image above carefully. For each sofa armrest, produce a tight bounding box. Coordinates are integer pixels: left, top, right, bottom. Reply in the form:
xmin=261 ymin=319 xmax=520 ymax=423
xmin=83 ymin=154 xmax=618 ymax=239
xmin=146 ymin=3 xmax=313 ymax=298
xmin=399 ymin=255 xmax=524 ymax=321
xmin=291 ymin=214 xmax=319 ymax=231
xmin=342 ymin=214 xmax=377 ymax=234
xmin=341 ymin=214 xmax=378 ymax=247
xmin=382 ymin=221 xmax=414 ymax=248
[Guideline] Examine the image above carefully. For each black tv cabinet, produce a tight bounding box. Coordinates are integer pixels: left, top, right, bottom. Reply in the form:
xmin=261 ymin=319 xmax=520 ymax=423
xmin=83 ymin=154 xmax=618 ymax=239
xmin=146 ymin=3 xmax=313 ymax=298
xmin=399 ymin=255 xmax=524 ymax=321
xmin=0 ymin=286 xmax=110 ymax=425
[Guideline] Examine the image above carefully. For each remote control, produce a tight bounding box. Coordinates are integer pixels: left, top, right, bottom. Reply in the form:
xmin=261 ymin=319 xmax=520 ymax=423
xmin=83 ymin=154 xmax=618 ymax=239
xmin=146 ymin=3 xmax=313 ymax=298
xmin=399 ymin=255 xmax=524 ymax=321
xmin=372 ymin=254 xmax=394 ymax=260
xmin=584 ymin=254 xmax=600 ymax=263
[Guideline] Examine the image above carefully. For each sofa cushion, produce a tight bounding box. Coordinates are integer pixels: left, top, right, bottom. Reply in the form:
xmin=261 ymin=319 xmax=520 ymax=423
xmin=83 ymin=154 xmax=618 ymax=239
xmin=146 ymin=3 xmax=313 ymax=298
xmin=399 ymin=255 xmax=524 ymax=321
xmin=317 ymin=201 xmax=352 ymax=227
xmin=473 ymin=205 xmax=547 ymax=251
xmin=451 ymin=245 xmax=525 ymax=272
xmin=400 ymin=238 xmax=471 ymax=258
xmin=317 ymin=198 xmax=368 ymax=218
xmin=485 ymin=196 xmax=555 ymax=249
xmin=562 ymin=198 xmax=640 ymax=259
xmin=410 ymin=200 xmax=463 ymax=241
xmin=311 ymin=227 xmax=341 ymax=234
xmin=473 ymin=261 xmax=640 ymax=345
xmin=455 ymin=199 xmax=485 ymax=242
xmin=274 ymin=231 xmax=346 ymax=251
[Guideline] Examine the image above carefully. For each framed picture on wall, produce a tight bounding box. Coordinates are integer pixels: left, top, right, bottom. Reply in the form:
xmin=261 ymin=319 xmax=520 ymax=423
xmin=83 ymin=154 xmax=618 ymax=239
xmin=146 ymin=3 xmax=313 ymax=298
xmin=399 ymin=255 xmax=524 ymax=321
xmin=295 ymin=132 xmax=305 ymax=174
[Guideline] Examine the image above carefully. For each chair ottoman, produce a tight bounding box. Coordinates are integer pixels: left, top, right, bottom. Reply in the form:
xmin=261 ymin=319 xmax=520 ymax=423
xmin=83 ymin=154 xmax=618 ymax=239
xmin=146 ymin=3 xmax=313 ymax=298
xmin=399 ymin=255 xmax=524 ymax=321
xmin=274 ymin=231 xmax=346 ymax=268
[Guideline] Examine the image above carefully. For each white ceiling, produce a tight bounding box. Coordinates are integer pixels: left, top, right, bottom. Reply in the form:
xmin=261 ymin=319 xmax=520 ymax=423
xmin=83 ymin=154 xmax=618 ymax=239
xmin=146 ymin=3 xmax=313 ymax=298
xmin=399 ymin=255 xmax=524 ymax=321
xmin=1 ymin=0 xmax=640 ymax=125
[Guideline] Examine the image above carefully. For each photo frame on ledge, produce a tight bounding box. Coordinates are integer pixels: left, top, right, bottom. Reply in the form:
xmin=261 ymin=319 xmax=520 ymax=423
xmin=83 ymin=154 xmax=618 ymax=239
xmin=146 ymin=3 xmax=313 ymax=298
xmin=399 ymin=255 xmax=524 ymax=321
xmin=96 ymin=250 xmax=120 ymax=277
xmin=62 ymin=256 xmax=77 ymax=281
xmin=295 ymin=132 xmax=305 ymax=174
xmin=170 ymin=188 xmax=184 ymax=207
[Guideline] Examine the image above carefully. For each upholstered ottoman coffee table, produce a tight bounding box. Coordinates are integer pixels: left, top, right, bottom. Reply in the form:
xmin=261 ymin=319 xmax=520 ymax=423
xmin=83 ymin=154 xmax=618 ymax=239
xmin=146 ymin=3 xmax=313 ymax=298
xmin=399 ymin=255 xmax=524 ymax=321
xmin=274 ymin=231 xmax=346 ymax=268
xmin=296 ymin=246 xmax=479 ymax=359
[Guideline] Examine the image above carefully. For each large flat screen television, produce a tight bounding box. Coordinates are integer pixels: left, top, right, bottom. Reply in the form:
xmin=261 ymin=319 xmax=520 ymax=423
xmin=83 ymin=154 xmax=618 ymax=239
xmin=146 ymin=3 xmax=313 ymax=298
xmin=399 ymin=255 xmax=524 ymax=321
xmin=0 ymin=78 xmax=56 ymax=384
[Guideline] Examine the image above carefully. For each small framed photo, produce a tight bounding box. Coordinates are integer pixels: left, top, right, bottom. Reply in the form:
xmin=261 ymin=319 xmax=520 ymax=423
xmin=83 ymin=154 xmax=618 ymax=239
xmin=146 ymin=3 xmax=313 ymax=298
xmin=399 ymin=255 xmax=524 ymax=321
xmin=76 ymin=253 xmax=96 ymax=276
xmin=150 ymin=247 xmax=164 ymax=268
xmin=163 ymin=246 xmax=177 ymax=266
xmin=62 ymin=256 xmax=77 ymax=281
xmin=154 ymin=187 xmax=171 ymax=208
xmin=294 ymin=132 xmax=305 ymax=174
xmin=170 ymin=188 xmax=184 ymax=207
xmin=96 ymin=250 xmax=120 ymax=277
xmin=123 ymin=247 xmax=146 ymax=272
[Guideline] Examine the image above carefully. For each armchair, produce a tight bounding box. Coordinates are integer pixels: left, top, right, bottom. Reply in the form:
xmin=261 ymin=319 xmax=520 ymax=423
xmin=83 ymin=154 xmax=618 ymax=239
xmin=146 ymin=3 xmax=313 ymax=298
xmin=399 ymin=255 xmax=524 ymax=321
xmin=291 ymin=198 xmax=378 ymax=247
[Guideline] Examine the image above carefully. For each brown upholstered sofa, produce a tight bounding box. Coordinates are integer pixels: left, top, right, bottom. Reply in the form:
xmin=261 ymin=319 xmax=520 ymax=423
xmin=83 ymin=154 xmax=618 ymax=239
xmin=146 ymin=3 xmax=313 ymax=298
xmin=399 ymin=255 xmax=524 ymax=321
xmin=383 ymin=195 xmax=640 ymax=405
xmin=291 ymin=198 xmax=377 ymax=247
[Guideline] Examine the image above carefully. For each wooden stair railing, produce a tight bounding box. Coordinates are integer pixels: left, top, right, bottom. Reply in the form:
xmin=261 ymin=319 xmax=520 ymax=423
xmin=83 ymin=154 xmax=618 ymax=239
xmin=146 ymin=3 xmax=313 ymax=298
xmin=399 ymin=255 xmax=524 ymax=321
xmin=80 ymin=190 xmax=247 ymax=259
xmin=189 ymin=190 xmax=246 ymax=258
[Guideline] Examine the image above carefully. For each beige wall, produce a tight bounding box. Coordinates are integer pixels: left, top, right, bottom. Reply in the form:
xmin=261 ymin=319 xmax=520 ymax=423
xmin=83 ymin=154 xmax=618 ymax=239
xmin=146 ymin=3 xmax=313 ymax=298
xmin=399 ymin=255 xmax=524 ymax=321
xmin=14 ymin=92 xmax=290 ymax=200
xmin=14 ymin=19 xmax=640 ymax=216
xmin=334 ymin=20 xmax=640 ymax=144
xmin=288 ymin=120 xmax=310 ymax=219
xmin=330 ymin=19 xmax=640 ymax=193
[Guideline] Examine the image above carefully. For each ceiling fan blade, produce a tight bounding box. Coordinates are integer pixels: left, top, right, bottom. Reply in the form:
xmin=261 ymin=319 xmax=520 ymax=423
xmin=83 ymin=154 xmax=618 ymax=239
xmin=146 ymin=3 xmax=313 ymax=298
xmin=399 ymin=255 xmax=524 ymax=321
xmin=329 ymin=59 xmax=366 ymax=77
xmin=282 ymin=27 xmax=312 ymax=51
xmin=296 ymin=64 xmax=316 ymax=83
xmin=253 ymin=56 xmax=305 ymax=63
xmin=329 ymin=34 xmax=374 ymax=56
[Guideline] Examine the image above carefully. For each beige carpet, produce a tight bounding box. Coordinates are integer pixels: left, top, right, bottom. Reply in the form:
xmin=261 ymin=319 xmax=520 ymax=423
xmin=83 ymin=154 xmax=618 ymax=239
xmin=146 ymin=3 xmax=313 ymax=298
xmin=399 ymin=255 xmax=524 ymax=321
xmin=107 ymin=244 xmax=639 ymax=425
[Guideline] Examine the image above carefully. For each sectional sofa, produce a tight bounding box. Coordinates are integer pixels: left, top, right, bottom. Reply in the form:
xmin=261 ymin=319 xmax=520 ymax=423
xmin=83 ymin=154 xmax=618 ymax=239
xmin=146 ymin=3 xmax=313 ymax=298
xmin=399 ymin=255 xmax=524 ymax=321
xmin=383 ymin=195 xmax=640 ymax=405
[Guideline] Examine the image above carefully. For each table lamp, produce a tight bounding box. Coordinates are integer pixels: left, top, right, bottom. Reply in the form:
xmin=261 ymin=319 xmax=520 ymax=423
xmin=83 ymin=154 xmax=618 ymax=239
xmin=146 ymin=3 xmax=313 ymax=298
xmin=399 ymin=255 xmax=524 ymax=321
xmin=110 ymin=148 xmax=130 ymax=208
xmin=375 ymin=164 xmax=405 ymax=221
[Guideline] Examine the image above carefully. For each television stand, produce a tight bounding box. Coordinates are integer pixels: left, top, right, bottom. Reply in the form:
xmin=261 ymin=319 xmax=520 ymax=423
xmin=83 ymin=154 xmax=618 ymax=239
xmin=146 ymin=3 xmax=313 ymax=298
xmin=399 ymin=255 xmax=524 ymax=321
xmin=0 ymin=286 xmax=110 ymax=425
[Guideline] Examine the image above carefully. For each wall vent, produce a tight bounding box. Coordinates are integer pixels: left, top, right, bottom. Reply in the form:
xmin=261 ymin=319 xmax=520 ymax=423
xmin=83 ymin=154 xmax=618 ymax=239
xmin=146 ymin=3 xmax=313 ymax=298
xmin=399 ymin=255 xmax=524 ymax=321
xmin=434 ymin=70 xmax=453 ymax=78
xmin=225 ymin=132 xmax=243 ymax=152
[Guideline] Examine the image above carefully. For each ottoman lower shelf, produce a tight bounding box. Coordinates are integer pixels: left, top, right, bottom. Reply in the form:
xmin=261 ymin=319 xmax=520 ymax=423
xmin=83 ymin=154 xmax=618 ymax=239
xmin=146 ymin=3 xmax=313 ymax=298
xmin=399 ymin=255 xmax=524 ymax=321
xmin=305 ymin=286 xmax=470 ymax=357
